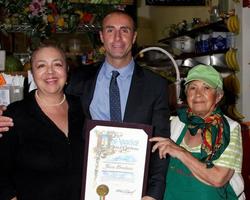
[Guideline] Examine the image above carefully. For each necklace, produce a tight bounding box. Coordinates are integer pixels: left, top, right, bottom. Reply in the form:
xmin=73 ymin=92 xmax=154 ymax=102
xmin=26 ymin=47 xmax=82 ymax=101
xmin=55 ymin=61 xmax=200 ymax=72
xmin=35 ymin=90 xmax=66 ymax=106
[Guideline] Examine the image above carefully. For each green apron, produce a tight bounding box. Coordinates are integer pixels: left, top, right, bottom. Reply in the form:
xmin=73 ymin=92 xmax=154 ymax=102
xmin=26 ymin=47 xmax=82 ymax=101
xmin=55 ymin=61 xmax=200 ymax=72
xmin=164 ymin=126 xmax=238 ymax=200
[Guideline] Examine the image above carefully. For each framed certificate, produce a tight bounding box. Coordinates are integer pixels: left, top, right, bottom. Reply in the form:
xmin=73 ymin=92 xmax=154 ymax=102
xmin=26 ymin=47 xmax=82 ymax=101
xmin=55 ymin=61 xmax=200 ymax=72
xmin=81 ymin=120 xmax=153 ymax=200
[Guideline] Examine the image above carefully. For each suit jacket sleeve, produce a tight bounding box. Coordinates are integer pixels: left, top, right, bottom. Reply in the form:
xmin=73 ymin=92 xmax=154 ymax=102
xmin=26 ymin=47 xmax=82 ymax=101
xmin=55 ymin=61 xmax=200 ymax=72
xmin=146 ymin=77 xmax=170 ymax=200
xmin=65 ymin=63 xmax=100 ymax=97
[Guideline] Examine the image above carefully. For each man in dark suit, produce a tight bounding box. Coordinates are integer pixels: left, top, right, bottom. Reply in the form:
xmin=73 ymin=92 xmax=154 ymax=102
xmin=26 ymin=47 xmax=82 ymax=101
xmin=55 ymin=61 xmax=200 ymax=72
xmin=66 ymin=10 xmax=170 ymax=200
xmin=0 ymin=10 xmax=170 ymax=200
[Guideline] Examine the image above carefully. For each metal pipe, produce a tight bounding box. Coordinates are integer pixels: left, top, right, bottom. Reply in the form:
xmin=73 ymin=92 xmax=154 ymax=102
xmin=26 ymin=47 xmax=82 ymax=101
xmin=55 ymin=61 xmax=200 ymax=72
xmin=137 ymin=46 xmax=182 ymax=105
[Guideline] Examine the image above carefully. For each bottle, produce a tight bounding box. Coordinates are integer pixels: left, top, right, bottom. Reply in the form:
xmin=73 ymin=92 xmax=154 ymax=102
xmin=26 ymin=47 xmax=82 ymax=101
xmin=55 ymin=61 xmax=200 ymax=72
xmin=0 ymin=49 xmax=6 ymax=71
xmin=218 ymin=0 xmax=228 ymax=15
xmin=210 ymin=6 xmax=220 ymax=23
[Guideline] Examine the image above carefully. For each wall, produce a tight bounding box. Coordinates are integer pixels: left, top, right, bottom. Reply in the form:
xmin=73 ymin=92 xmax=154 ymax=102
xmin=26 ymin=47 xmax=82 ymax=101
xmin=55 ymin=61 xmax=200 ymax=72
xmin=136 ymin=0 xmax=216 ymax=46
xmin=237 ymin=5 xmax=250 ymax=122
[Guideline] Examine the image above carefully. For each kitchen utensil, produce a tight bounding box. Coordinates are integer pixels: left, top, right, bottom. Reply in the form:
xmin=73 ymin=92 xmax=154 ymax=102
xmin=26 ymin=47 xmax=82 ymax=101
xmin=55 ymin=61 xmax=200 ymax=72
xmin=193 ymin=55 xmax=211 ymax=65
xmin=182 ymin=58 xmax=199 ymax=68
xmin=210 ymin=53 xmax=227 ymax=68
xmin=171 ymin=36 xmax=195 ymax=53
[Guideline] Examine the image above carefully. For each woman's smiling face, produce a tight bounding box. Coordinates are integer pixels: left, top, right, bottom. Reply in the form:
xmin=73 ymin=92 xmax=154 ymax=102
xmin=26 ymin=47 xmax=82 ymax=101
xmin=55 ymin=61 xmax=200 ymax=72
xmin=31 ymin=46 xmax=67 ymax=96
xmin=186 ymin=80 xmax=223 ymax=118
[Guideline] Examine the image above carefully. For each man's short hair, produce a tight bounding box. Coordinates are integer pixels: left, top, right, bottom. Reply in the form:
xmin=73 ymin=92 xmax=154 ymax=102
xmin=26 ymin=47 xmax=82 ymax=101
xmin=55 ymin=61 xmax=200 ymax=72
xmin=101 ymin=10 xmax=137 ymax=31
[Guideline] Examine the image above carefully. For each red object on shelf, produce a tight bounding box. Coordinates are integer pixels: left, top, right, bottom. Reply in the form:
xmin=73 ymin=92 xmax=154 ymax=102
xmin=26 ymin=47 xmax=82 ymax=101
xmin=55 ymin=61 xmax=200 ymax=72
xmin=243 ymin=0 xmax=250 ymax=7
xmin=0 ymin=74 xmax=6 ymax=86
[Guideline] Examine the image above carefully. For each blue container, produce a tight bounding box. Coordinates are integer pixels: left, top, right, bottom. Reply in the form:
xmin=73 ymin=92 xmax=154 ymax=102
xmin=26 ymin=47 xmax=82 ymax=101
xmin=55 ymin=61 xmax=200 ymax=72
xmin=211 ymin=32 xmax=227 ymax=51
xmin=200 ymin=34 xmax=211 ymax=53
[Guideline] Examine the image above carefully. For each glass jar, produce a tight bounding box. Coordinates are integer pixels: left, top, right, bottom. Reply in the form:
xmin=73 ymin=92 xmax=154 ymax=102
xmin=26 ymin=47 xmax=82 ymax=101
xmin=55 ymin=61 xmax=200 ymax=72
xmin=68 ymin=38 xmax=82 ymax=53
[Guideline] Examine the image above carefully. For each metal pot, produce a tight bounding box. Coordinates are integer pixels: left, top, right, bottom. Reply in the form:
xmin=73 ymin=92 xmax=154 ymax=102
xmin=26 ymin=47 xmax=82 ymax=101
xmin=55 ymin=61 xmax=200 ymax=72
xmin=171 ymin=36 xmax=195 ymax=53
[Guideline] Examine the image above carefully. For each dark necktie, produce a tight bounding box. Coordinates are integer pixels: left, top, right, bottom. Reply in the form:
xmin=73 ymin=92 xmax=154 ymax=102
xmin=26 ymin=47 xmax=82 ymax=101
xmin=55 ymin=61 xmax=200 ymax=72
xmin=109 ymin=71 xmax=122 ymax=122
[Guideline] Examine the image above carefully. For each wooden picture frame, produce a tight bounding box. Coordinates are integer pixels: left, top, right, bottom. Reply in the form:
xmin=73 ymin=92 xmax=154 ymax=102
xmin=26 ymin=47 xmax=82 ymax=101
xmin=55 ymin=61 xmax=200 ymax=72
xmin=81 ymin=119 xmax=152 ymax=200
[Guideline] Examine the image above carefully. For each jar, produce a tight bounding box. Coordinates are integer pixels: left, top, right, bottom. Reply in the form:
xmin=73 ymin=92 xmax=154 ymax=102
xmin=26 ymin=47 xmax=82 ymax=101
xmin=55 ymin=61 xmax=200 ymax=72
xmin=68 ymin=14 xmax=79 ymax=31
xmin=68 ymin=38 xmax=82 ymax=53
xmin=210 ymin=6 xmax=220 ymax=22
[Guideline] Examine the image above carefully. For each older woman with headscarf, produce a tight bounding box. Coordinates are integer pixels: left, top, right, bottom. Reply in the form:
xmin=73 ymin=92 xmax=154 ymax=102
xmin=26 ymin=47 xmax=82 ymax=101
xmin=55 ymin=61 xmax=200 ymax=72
xmin=150 ymin=64 xmax=245 ymax=200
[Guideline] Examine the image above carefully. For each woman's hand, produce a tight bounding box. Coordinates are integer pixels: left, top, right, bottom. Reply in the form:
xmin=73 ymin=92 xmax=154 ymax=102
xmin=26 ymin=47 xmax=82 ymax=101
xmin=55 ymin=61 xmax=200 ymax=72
xmin=149 ymin=137 xmax=185 ymax=159
xmin=150 ymin=137 xmax=234 ymax=187
xmin=11 ymin=197 xmax=17 ymax=200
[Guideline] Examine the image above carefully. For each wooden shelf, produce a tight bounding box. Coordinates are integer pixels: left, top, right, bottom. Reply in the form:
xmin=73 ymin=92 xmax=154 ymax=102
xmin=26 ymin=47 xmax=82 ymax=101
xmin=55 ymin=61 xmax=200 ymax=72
xmin=1 ymin=71 xmax=28 ymax=77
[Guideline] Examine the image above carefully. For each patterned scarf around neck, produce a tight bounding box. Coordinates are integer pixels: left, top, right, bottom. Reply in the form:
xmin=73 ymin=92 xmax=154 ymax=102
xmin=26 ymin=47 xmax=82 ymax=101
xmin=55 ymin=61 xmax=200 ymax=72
xmin=177 ymin=107 xmax=230 ymax=168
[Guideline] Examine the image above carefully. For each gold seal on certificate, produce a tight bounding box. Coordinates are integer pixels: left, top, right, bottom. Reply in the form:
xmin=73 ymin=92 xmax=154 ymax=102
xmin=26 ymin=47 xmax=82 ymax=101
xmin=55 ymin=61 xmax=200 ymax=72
xmin=96 ymin=184 xmax=109 ymax=198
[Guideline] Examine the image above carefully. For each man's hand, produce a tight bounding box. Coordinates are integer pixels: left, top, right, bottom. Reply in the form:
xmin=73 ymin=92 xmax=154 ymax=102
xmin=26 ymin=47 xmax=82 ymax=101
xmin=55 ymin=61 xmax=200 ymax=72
xmin=0 ymin=105 xmax=13 ymax=137
xmin=142 ymin=196 xmax=156 ymax=200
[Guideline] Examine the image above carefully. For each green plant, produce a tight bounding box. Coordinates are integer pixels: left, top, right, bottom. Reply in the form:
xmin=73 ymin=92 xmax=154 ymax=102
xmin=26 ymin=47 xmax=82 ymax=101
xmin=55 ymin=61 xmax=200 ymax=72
xmin=0 ymin=0 xmax=125 ymax=38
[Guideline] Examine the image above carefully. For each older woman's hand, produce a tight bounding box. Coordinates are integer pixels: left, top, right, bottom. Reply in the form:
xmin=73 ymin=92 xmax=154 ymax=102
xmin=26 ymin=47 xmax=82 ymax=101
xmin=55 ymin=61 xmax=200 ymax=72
xmin=150 ymin=136 xmax=235 ymax=187
xmin=149 ymin=137 xmax=186 ymax=159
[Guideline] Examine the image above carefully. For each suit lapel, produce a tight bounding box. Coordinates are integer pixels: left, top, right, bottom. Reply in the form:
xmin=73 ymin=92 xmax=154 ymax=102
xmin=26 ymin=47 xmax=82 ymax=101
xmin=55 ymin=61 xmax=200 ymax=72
xmin=83 ymin=63 xmax=144 ymax=121
xmin=82 ymin=65 xmax=101 ymax=119
xmin=124 ymin=64 xmax=144 ymax=121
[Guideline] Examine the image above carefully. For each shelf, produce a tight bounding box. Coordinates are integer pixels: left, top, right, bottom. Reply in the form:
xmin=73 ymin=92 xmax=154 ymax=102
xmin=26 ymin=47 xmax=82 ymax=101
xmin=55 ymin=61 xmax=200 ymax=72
xmin=1 ymin=71 xmax=28 ymax=77
xmin=174 ymin=49 xmax=229 ymax=60
xmin=69 ymin=0 xmax=134 ymax=5
xmin=158 ymin=20 xmax=228 ymax=44
xmin=65 ymin=52 xmax=83 ymax=56
xmin=0 ymin=24 xmax=101 ymax=33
